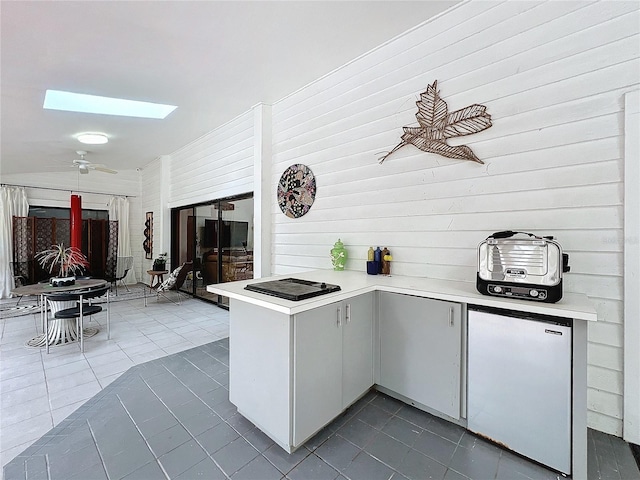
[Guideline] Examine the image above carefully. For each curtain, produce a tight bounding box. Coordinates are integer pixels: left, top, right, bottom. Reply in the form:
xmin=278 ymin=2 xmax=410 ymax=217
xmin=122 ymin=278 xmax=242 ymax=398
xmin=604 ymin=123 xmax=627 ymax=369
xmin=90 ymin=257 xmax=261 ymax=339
xmin=1 ymin=186 xmax=29 ymax=299
xmin=108 ymin=196 xmax=137 ymax=284
xmin=12 ymin=216 xmax=33 ymax=284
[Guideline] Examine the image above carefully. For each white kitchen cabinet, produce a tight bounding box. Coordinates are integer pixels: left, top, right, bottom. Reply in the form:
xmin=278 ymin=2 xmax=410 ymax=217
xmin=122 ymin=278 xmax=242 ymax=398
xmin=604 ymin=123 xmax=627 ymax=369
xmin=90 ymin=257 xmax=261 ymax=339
xmin=293 ymin=301 xmax=342 ymax=445
xmin=293 ymin=293 xmax=373 ymax=445
xmin=229 ymin=299 xmax=293 ymax=450
xmin=342 ymin=293 xmax=374 ymax=407
xmin=379 ymin=292 xmax=462 ymax=419
xmin=217 ymin=270 xmax=595 ymax=477
xmin=230 ymin=293 xmax=374 ymax=452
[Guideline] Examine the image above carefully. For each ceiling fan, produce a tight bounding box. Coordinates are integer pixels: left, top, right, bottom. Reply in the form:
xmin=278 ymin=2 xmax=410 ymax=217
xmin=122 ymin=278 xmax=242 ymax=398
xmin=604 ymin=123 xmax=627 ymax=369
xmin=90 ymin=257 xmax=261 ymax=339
xmin=72 ymin=151 xmax=117 ymax=174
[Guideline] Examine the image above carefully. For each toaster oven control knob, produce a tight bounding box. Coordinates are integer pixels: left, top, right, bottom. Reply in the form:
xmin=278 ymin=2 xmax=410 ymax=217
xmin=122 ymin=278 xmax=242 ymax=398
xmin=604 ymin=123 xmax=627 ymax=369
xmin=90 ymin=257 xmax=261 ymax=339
xmin=530 ymin=289 xmax=539 ymax=297
xmin=493 ymin=286 xmax=502 ymax=293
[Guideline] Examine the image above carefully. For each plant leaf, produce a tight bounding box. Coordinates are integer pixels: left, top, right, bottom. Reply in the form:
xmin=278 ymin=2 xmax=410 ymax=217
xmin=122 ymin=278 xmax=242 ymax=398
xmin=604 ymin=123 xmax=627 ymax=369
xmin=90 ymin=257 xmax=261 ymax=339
xmin=415 ymin=80 xmax=448 ymax=139
xmin=35 ymin=244 xmax=88 ymax=277
xmin=421 ymin=140 xmax=484 ymax=164
xmin=443 ymin=104 xmax=492 ymax=138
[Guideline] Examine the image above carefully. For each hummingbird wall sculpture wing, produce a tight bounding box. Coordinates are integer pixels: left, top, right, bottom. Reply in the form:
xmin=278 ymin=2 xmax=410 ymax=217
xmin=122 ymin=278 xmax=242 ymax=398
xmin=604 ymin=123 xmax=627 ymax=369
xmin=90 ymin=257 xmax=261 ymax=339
xmin=379 ymin=81 xmax=492 ymax=165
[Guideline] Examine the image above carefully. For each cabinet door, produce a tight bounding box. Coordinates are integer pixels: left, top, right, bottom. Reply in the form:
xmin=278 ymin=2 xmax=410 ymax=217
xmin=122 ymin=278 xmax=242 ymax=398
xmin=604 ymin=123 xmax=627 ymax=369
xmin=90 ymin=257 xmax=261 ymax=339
xmin=229 ymin=300 xmax=292 ymax=449
xmin=342 ymin=293 xmax=374 ymax=408
xmin=379 ymin=292 xmax=462 ymax=419
xmin=293 ymin=301 xmax=343 ymax=445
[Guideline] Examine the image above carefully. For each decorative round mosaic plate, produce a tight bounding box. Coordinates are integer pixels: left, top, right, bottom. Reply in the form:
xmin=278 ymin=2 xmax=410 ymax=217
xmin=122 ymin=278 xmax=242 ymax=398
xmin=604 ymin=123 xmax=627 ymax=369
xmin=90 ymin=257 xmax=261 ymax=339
xmin=277 ymin=164 xmax=316 ymax=218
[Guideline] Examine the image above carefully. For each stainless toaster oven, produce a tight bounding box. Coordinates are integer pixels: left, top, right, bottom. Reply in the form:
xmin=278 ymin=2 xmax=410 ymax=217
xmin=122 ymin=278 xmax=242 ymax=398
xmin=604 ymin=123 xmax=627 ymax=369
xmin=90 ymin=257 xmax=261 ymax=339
xmin=476 ymin=231 xmax=570 ymax=303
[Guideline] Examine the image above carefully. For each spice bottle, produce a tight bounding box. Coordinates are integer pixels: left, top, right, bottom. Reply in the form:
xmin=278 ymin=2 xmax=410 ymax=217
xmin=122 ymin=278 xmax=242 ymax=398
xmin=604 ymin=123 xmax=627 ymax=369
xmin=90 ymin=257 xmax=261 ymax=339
xmin=367 ymin=247 xmax=374 ymax=262
xmin=381 ymin=247 xmax=390 ymax=275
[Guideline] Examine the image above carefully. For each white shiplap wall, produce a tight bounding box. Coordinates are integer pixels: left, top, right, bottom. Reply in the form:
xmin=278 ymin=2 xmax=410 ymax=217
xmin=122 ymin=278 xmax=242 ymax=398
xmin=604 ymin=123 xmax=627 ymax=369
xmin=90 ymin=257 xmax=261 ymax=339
xmin=269 ymin=0 xmax=640 ymax=435
xmin=168 ymin=112 xmax=255 ymax=208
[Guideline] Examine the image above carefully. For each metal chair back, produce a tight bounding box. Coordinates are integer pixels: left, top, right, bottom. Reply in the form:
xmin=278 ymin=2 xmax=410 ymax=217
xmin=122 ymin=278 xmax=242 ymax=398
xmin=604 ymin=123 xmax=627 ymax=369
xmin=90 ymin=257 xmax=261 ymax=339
xmin=112 ymin=256 xmax=134 ymax=295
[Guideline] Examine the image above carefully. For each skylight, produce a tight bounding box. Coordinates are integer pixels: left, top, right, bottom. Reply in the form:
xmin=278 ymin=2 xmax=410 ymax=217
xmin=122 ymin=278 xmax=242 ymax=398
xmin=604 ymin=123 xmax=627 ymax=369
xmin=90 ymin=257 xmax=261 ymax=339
xmin=43 ymin=90 xmax=177 ymax=119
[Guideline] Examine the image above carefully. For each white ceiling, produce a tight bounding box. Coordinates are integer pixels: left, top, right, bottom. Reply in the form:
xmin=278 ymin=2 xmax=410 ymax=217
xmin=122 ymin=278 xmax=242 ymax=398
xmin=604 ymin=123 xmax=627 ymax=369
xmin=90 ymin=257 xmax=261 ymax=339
xmin=1 ymin=1 xmax=458 ymax=177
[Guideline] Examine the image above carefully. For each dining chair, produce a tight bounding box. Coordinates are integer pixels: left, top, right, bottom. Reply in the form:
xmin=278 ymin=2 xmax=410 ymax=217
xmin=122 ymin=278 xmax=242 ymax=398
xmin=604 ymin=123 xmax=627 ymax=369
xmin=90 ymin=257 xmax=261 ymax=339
xmin=111 ymin=256 xmax=134 ymax=295
xmin=44 ymin=285 xmax=110 ymax=353
xmin=11 ymin=262 xmax=27 ymax=306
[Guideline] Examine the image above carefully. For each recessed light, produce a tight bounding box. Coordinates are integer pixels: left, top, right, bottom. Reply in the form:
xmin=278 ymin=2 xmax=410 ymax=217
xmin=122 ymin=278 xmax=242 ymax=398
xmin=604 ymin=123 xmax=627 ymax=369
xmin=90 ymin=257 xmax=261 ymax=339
xmin=44 ymin=90 xmax=177 ymax=119
xmin=77 ymin=133 xmax=109 ymax=145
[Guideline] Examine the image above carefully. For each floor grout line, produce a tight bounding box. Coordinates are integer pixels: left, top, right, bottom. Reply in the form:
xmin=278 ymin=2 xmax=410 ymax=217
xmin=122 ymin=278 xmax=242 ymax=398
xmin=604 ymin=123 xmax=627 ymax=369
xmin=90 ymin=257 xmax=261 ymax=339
xmin=116 ymin=391 xmax=171 ymax=480
xmin=86 ymin=418 xmax=113 ymax=480
xmin=40 ymin=342 xmax=57 ymax=431
xmin=44 ymin=452 xmax=51 ymax=480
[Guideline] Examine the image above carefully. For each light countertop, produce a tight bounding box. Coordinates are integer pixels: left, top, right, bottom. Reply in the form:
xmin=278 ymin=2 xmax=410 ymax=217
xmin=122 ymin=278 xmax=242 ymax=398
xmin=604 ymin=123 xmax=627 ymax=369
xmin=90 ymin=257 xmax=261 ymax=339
xmin=206 ymin=269 xmax=597 ymax=321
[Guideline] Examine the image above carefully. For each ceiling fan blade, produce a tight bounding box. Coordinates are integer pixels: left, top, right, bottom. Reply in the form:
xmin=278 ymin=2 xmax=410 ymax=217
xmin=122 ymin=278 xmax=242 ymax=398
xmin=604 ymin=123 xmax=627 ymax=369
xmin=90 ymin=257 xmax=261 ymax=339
xmin=92 ymin=165 xmax=118 ymax=174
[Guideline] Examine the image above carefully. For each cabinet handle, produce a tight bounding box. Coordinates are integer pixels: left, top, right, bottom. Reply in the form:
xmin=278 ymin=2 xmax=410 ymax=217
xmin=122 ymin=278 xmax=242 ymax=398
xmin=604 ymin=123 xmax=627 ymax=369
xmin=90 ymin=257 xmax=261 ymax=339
xmin=346 ymin=304 xmax=351 ymax=323
xmin=449 ymin=307 xmax=454 ymax=327
xmin=337 ymin=307 xmax=342 ymax=327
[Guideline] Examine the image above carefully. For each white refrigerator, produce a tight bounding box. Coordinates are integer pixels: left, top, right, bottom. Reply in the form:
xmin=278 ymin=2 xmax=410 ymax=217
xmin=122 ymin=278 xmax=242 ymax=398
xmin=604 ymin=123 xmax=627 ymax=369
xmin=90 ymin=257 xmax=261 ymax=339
xmin=467 ymin=306 xmax=572 ymax=474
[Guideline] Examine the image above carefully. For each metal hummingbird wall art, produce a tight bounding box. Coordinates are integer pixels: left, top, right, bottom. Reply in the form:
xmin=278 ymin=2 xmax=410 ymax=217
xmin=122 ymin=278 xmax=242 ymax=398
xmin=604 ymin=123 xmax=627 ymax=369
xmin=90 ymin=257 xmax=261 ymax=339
xmin=378 ymin=80 xmax=492 ymax=165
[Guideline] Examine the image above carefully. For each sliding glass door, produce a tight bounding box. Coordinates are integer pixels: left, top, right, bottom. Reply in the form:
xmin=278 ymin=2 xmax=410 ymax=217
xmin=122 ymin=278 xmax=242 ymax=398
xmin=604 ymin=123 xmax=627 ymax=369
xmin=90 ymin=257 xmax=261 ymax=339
xmin=171 ymin=193 xmax=253 ymax=306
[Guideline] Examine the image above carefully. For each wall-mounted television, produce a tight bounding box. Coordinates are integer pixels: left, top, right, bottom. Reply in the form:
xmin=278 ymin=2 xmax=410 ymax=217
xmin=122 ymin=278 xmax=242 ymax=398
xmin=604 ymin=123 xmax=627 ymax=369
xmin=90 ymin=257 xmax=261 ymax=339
xmin=202 ymin=219 xmax=249 ymax=248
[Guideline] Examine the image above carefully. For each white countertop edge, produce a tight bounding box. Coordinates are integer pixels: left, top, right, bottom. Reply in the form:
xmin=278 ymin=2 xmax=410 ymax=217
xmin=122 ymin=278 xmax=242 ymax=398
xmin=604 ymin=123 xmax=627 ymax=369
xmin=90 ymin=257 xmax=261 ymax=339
xmin=206 ymin=269 xmax=597 ymax=321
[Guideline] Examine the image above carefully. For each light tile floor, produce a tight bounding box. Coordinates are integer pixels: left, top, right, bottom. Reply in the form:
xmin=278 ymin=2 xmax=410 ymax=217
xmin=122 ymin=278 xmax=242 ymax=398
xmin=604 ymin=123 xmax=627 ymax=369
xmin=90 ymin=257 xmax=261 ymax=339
xmin=1 ymin=291 xmax=229 ymax=470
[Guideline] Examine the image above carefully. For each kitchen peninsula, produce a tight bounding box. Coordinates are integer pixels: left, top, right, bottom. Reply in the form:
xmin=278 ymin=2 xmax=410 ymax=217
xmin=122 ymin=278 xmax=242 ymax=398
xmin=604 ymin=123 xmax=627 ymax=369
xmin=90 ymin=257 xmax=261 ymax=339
xmin=207 ymin=270 xmax=596 ymax=478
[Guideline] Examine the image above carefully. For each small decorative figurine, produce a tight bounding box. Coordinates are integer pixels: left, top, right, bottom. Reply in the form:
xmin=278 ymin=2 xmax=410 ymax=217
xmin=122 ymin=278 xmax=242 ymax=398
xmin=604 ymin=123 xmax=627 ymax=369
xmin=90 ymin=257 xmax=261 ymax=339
xmin=330 ymin=239 xmax=347 ymax=271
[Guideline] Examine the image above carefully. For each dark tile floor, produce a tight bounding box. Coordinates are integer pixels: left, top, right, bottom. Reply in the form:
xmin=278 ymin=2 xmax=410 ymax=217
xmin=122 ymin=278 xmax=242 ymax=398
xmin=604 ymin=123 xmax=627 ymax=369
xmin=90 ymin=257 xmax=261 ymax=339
xmin=4 ymin=338 xmax=639 ymax=480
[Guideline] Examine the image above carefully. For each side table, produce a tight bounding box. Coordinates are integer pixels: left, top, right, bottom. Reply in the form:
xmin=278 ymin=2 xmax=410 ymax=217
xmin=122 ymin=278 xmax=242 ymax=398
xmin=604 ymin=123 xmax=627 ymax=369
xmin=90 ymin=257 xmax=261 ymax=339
xmin=147 ymin=270 xmax=168 ymax=289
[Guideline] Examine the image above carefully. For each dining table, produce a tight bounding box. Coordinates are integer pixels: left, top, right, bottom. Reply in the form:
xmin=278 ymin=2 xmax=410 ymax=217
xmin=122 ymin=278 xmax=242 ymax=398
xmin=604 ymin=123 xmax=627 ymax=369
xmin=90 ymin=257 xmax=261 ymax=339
xmin=11 ymin=279 xmax=109 ymax=348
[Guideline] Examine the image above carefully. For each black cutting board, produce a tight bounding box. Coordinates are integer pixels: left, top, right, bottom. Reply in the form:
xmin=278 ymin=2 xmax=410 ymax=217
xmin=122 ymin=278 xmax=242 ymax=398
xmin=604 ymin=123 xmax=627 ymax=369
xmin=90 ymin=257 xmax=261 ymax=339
xmin=244 ymin=278 xmax=341 ymax=301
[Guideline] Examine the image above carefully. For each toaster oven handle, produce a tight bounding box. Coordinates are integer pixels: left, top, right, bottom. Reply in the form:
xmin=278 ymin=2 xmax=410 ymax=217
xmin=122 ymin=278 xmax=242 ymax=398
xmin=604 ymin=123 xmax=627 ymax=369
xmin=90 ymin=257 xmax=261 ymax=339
xmin=491 ymin=230 xmax=519 ymax=239
xmin=490 ymin=230 xmax=555 ymax=240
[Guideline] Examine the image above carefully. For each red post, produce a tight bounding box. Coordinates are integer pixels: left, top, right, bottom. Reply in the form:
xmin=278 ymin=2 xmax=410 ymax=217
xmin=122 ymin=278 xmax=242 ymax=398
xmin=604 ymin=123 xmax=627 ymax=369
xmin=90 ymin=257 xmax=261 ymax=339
xmin=70 ymin=194 xmax=82 ymax=250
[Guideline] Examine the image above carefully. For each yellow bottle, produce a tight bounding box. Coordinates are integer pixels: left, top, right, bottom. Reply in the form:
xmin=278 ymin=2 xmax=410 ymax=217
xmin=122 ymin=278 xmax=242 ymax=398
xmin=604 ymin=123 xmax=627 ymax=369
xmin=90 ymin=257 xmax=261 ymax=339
xmin=367 ymin=247 xmax=374 ymax=261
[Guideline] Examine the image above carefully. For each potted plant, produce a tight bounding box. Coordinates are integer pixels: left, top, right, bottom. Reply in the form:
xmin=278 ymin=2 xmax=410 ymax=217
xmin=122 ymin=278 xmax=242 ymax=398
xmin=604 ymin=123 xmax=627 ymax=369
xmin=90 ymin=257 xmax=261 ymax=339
xmin=35 ymin=243 xmax=89 ymax=287
xmin=153 ymin=252 xmax=168 ymax=271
